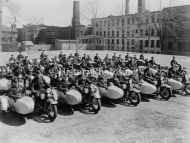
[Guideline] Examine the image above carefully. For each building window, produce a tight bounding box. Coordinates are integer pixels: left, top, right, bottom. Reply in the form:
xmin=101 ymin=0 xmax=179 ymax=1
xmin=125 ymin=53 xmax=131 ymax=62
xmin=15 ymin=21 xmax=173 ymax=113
xmin=145 ymin=29 xmax=149 ymax=36
xmin=112 ymin=39 xmax=114 ymax=44
xmin=117 ymin=39 xmax=119 ymax=44
xmin=146 ymin=18 xmax=149 ymax=23
xmin=104 ymin=21 xmax=107 ymax=26
xmin=145 ymin=40 xmax=149 ymax=47
xmin=108 ymin=31 xmax=110 ymax=37
xmin=127 ymin=18 xmax=130 ymax=25
xmin=107 ymin=39 xmax=110 ymax=44
xmin=140 ymin=29 xmax=143 ymax=36
xmin=151 ymin=40 xmax=154 ymax=48
xmin=127 ymin=30 xmax=130 ymax=37
xmin=96 ymin=31 xmax=99 ymax=36
xmin=136 ymin=29 xmax=138 ymax=34
xmin=108 ymin=20 xmax=110 ymax=26
xmin=96 ymin=23 xmax=99 ymax=27
xmin=117 ymin=20 xmax=120 ymax=26
xmin=100 ymin=21 xmax=102 ymax=27
xmin=104 ymin=31 xmax=106 ymax=37
xmin=100 ymin=31 xmax=102 ymax=37
xmin=112 ymin=31 xmax=114 ymax=37
xmin=156 ymin=40 xmax=160 ymax=47
xmin=131 ymin=39 xmax=135 ymax=45
xmin=117 ymin=31 xmax=119 ymax=37
xmin=132 ymin=18 xmax=135 ymax=24
xmin=127 ymin=39 xmax=130 ymax=46
xmin=151 ymin=29 xmax=154 ymax=36
xmin=132 ymin=30 xmax=135 ymax=37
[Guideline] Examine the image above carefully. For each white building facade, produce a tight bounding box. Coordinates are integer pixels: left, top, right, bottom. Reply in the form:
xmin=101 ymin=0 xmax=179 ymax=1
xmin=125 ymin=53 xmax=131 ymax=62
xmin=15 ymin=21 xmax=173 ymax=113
xmin=92 ymin=11 xmax=161 ymax=54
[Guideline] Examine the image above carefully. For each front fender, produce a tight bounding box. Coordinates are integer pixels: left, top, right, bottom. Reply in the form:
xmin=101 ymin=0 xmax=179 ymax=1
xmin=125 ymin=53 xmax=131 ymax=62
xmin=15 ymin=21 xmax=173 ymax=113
xmin=131 ymin=87 xmax=141 ymax=93
xmin=162 ymin=84 xmax=171 ymax=89
xmin=92 ymin=92 xmax=101 ymax=99
xmin=47 ymin=99 xmax=57 ymax=105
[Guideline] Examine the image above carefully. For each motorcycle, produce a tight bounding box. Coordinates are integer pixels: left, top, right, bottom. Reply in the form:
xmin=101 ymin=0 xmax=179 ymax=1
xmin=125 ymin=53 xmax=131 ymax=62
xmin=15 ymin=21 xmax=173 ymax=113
xmin=82 ymin=84 xmax=101 ymax=114
xmin=135 ymin=74 xmax=172 ymax=100
xmin=120 ymin=78 xmax=141 ymax=106
xmin=0 ymin=75 xmax=34 ymax=115
xmin=32 ymin=88 xmax=58 ymax=122
xmin=167 ymin=66 xmax=190 ymax=95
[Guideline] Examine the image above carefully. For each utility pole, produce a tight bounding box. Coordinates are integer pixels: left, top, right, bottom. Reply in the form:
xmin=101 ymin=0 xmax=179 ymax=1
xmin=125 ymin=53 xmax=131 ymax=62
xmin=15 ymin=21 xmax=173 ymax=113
xmin=0 ymin=1 xmax=2 ymax=52
xmin=69 ymin=26 xmax=71 ymax=50
xmin=122 ymin=0 xmax=125 ymax=51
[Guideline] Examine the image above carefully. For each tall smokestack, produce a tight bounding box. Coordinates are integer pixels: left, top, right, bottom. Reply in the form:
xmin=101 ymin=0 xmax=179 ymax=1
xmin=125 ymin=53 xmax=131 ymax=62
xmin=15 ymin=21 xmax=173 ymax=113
xmin=72 ymin=1 xmax=80 ymax=39
xmin=138 ymin=0 xmax=145 ymax=13
xmin=0 ymin=1 xmax=2 ymax=52
xmin=125 ymin=0 xmax=129 ymax=15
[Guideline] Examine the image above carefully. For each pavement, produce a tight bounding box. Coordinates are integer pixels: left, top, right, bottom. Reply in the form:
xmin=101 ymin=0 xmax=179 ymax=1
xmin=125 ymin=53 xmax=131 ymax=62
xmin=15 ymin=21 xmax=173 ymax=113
xmin=0 ymin=50 xmax=190 ymax=143
xmin=0 ymin=95 xmax=190 ymax=143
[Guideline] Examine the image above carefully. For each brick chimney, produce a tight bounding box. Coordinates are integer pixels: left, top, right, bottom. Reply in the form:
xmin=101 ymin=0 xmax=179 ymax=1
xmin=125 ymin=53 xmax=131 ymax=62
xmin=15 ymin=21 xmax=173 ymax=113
xmin=0 ymin=1 xmax=2 ymax=52
xmin=138 ymin=0 xmax=145 ymax=13
xmin=125 ymin=0 xmax=129 ymax=15
xmin=72 ymin=1 xmax=80 ymax=39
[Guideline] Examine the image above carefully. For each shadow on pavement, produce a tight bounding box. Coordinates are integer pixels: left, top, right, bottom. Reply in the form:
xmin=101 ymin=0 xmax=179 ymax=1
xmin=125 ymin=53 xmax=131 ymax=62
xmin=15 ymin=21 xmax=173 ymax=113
xmin=101 ymin=98 xmax=117 ymax=108
xmin=58 ymin=104 xmax=74 ymax=116
xmin=0 ymin=112 xmax=26 ymax=126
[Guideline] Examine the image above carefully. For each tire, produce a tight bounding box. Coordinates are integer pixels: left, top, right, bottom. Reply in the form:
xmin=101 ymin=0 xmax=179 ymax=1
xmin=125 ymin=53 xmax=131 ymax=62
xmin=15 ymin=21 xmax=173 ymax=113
xmin=185 ymin=83 xmax=190 ymax=95
xmin=47 ymin=104 xmax=57 ymax=122
xmin=129 ymin=91 xmax=141 ymax=106
xmin=160 ymin=87 xmax=172 ymax=100
xmin=92 ymin=98 xmax=101 ymax=114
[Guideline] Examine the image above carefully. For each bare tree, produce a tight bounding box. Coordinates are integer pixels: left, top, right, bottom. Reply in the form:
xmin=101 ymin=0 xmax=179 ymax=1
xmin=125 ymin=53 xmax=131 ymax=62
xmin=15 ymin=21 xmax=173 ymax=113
xmin=1 ymin=0 xmax=21 ymax=43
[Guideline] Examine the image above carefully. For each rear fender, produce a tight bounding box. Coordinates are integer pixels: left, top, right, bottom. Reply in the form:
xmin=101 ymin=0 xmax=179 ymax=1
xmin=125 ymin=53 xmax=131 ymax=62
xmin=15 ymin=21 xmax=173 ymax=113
xmin=47 ymin=99 xmax=57 ymax=105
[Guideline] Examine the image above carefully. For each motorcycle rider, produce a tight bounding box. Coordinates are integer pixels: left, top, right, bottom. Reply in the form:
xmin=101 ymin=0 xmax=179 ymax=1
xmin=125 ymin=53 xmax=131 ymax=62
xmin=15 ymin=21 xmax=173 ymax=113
xmin=58 ymin=52 xmax=64 ymax=60
xmin=112 ymin=53 xmax=117 ymax=61
xmin=144 ymin=63 xmax=161 ymax=93
xmin=125 ymin=53 xmax=130 ymax=61
xmin=74 ymin=51 xmax=80 ymax=58
xmin=139 ymin=53 xmax=145 ymax=61
xmin=17 ymin=51 xmax=24 ymax=62
xmin=170 ymin=56 xmax=180 ymax=67
xmin=30 ymin=68 xmax=51 ymax=98
xmin=168 ymin=66 xmax=178 ymax=79
xmin=149 ymin=57 xmax=159 ymax=67
xmin=9 ymin=55 xmax=16 ymax=62
xmin=94 ymin=53 xmax=100 ymax=63
xmin=40 ymin=50 xmax=46 ymax=60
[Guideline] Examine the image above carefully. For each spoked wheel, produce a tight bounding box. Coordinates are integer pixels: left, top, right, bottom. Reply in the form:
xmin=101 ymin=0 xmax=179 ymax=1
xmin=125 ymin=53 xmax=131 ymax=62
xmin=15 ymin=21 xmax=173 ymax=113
xmin=128 ymin=91 xmax=141 ymax=106
xmin=47 ymin=104 xmax=57 ymax=122
xmin=160 ymin=87 xmax=172 ymax=100
xmin=185 ymin=83 xmax=190 ymax=95
xmin=91 ymin=98 xmax=101 ymax=114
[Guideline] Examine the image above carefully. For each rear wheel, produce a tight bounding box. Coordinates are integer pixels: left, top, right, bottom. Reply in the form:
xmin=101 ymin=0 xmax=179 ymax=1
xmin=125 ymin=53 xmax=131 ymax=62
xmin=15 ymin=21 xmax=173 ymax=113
xmin=47 ymin=104 xmax=57 ymax=122
xmin=129 ymin=91 xmax=141 ymax=106
xmin=160 ymin=87 xmax=172 ymax=100
xmin=185 ymin=83 xmax=190 ymax=95
xmin=92 ymin=98 xmax=101 ymax=114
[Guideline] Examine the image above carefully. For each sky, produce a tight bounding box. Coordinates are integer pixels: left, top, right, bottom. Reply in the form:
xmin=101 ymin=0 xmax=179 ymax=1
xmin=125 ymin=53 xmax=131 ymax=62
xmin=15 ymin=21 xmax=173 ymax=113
xmin=2 ymin=0 xmax=190 ymax=28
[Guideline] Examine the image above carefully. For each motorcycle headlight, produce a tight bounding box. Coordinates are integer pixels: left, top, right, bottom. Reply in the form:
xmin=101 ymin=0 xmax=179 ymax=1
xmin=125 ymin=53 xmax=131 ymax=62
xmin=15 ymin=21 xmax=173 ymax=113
xmin=46 ymin=88 xmax=51 ymax=94
xmin=19 ymin=74 xmax=22 ymax=79
xmin=122 ymin=84 xmax=127 ymax=90
xmin=47 ymin=94 xmax=51 ymax=98
xmin=41 ymin=93 xmax=45 ymax=100
xmin=84 ymin=88 xmax=89 ymax=94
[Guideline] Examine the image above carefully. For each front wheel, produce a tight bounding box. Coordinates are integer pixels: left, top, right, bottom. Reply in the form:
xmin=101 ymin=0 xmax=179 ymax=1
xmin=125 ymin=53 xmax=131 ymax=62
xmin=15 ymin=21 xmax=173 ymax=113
xmin=160 ymin=87 xmax=172 ymax=100
xmin=185 ymin=83 xmax=190 ymax=95
xmin=128 ymin=91 xmax=141 ymax=106
xmin=92 ymin=98 xmax=101 ymax=114
xmin=47 ymin=104 xmax=57 ymax=122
